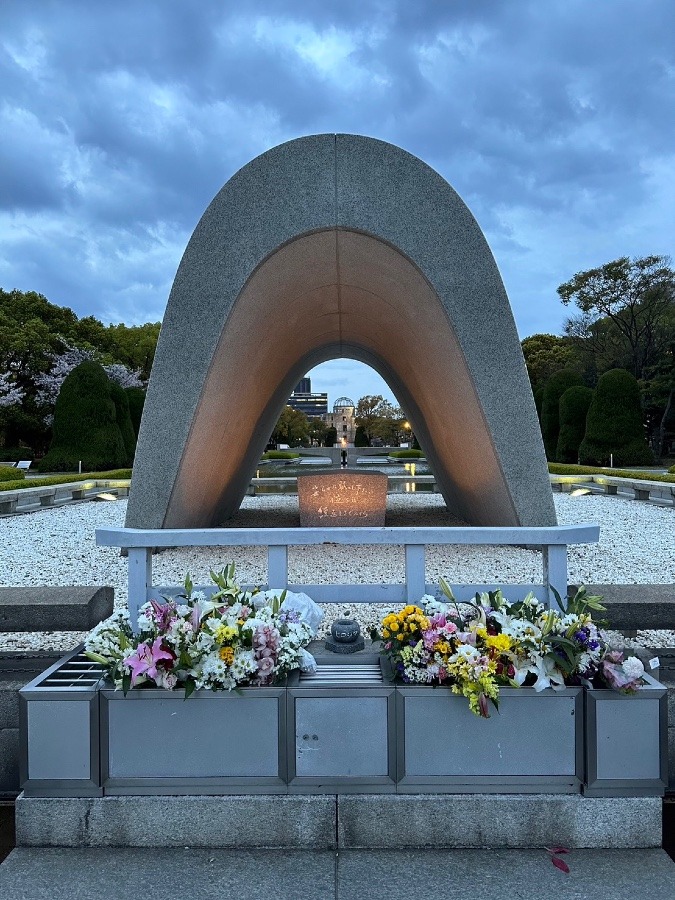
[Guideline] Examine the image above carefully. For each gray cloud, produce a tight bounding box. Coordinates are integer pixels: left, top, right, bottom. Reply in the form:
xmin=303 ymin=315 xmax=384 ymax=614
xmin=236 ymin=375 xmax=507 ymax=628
xmin=0 ymin=0 xmax=673 ymax=401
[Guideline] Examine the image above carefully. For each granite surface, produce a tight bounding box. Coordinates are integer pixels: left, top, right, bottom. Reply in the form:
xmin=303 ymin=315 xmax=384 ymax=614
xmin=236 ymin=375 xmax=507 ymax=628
xmin=0 ymin=848 xmax=673 ymax=899
xmin=127 ymin=133 xmax=555 ymax=531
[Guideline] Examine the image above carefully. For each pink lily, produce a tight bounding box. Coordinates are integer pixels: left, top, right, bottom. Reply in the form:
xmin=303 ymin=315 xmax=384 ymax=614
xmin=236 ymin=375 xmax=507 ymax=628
xmin=124 ymin=638 xmax=174 ymax=686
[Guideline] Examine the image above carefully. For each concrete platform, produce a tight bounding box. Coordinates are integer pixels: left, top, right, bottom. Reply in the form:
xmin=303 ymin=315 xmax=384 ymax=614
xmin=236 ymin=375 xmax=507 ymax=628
xmin=0 ymin=847 xmax=673 ymax=899
xmin=0 ymin=587 xmax=113 ymax=632
xmin=15 ymin=793 xmax=662 ymax=849
xmin=574 ymin=584 xmax=675 ymax=632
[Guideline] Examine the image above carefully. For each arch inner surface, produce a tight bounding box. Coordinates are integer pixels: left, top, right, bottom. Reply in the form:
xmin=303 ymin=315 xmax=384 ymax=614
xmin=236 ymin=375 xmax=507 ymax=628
xmin=165 ymin=228 xmax=518 ymax=528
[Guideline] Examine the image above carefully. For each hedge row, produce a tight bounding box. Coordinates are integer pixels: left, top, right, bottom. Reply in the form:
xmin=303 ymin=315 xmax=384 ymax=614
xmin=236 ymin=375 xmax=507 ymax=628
xmin=0 ymin=469 xmax=132 ymax=493
xmin=548 ymin=463 xmax=675 ymax=484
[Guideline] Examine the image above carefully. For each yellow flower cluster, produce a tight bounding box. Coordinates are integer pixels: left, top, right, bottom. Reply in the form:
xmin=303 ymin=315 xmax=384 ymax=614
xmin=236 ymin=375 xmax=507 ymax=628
xmin=214 ymin=624 xmax=238 ymax=644
xmin=485 ymin=633 xmax=512 ymax=653
xmin=381 ymin=606 xmax=430 ymax=642
xmin=219 ymin=646 xmax=235 ymax=665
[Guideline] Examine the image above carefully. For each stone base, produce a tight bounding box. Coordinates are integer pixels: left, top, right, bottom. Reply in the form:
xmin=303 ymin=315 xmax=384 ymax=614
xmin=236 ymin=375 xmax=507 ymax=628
xmin=15 ymin=793 xmax=662 ymax=849
xmin=324 ymin=637 xmax=365 ymax=653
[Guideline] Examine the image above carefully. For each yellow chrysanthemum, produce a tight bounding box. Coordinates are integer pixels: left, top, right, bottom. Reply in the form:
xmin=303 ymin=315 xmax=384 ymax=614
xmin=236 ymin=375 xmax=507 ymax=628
xmin=486 ymin=633 xmax=512 ymax=652
xmin=219 ymin=646 xmax=235 ymax=665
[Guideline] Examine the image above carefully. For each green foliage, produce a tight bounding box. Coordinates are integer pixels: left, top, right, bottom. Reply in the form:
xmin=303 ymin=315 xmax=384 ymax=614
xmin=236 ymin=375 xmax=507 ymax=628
xmin=0 ymin=465 xmax=24 ymax=482
xmin=533 ymin=384 xmax=545 ymax=421
xmin=558 ymin=255 xmax=675 ymax=381
xmin=354 ymin=425 xmax=370 ymax=447
xmin=0 ymin=447 xmax=31 ymax=462
xmin=109 ymin=382 xmax=136 ymax=465
xmin=389 ymin=449 xmax=424 ymax=458
xmin=0 ymin=469 xmax=132 ymax=492
xmin=271 ymin=405 xmax=310 ymax=447
xmin=579 ymin=369 xmax=653 ymax=466
xmin=324 ymin=426 xmax=337 ymax=447
xmin=669 ymin=465 xmax=675 ymax=474
xmin=261 ymin=450 xmax=300 ymax=460
xmin=125 ymin=387 xmax=146 ymax=438
xmin=540 ymin=369 xmax=584 ymax=460
xmin=521 ymin=334 xmax=578 ymax=389
xmin=548 ymin=462 xmax=675 ymax=483
xmin=556 ymin=386 xmax=594 ymax=464
xmin=355 ymin=395 xmax=404 ymax=444
xmin=38 ymin=361 xmax=127 ymax=472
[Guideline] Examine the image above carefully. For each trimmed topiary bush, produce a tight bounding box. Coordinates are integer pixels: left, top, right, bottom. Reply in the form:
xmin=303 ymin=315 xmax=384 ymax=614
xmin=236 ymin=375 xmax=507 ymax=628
xmin=579 ymin=369 xmax=653 ymax=467
xmin=110 ymin=382 xmax=136 ymax=465
xmin=540 ymin=370 xmax=584 ymax=460
xmin=556 ymin=385 xmax=594 ymax=464
xmin=354 ymin=425 xmax=370 ymax=447
xmin=37 ymin=361 xmax=127 ymax=472
xmin=669 ymin=465 xmax=675 ymax=474
xmin=0 ymin=465 xmax=24 ymax=482
xmin=125 ymin=387 xmax=146 ymax=439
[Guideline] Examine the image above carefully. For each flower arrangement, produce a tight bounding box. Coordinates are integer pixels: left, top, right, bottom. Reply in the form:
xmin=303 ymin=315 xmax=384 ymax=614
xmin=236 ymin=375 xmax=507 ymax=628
xmin=85 ymin=564 xmax=322 ymax=696
xmin=374 ymin=580 xmax=647 ymax=717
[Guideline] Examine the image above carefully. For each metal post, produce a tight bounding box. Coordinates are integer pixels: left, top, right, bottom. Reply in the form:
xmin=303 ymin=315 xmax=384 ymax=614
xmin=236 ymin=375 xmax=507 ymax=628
xmin=542 ymin=544 xmax=568 ymax=608
xmin=267 ymin=545 xmax=289 ymax=589
xmin=404 ymin=544 xmax=426 ymax=603
xmin=127 ymin=547 xmax=152 ymax=627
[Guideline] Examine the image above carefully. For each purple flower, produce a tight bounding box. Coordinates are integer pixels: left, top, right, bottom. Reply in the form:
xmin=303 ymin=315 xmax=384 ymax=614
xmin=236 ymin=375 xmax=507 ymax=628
xmin=149 ymin=599 xmax=177 ymax=632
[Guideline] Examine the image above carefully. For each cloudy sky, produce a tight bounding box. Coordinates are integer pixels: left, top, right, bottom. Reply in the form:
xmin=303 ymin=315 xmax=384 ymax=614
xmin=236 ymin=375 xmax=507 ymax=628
xmin=1 ymin=0 xmax=673 ymax=406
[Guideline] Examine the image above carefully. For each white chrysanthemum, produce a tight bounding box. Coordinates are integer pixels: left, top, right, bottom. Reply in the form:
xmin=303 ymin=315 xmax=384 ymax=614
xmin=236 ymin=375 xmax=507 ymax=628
xmin=622 ymin=656 xmax=645 ymax=680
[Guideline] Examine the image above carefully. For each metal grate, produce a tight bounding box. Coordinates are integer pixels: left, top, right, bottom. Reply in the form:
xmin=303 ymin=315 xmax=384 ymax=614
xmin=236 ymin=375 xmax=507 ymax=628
xmin=39 ymin=651 xmax=106 ymax=688
xmin=300 ymin=663 xmax=383 ymax=685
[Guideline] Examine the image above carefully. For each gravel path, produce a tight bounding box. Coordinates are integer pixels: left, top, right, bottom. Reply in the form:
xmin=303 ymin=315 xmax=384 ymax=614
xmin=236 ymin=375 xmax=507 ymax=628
xmin=1 ymin=493 xmax=673 ymax=651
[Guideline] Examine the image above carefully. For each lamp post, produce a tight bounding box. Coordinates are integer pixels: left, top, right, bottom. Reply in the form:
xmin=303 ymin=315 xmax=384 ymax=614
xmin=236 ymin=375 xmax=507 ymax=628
xmin=403 ymin=421 xmax=414 ymax=449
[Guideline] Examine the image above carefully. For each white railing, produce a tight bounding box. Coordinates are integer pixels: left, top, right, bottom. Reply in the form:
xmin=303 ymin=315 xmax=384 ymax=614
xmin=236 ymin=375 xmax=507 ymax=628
xmin=96 ymin=524 xmax=600 ymax=623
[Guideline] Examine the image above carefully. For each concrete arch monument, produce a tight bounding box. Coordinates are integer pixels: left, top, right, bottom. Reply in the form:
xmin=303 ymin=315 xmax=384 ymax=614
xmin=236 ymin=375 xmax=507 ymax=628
xmin=126 ymin=134 xmax=556 ymax=529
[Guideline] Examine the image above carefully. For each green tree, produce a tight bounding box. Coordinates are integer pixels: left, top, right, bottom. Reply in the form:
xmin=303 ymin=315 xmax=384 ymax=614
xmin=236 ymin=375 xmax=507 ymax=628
xmin=521 ymin=334 xmax=578 ymax=389
xmin=356 ymin=395 xmax=403 ymax=444
xmin=579 ymin=369 xmax=653 ymax=467
xmin=38 ymin=361 xmax=127 ymax=472
xmin=324 ymin=426 xmax=337 ymax=447
xmin=307 ymin=417 xmax=328 ymax=446
xmin=271 ymin=406 xmax=310 ymax=447
xmin=556 ymin=386 xmax=594 ymax=464
xmin=558 ymin=256 xmax=675 ymax=381
xmin=540 ymin=369 xmax=584 ymax=460
xmin=109 ymin=382 xmax=137 ymax=465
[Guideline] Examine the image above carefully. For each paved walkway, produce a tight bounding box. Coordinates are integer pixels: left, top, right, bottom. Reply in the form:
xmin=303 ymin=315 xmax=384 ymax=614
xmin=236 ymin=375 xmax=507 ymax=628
xmin=0 ymin=848 xmax=674 ymax=899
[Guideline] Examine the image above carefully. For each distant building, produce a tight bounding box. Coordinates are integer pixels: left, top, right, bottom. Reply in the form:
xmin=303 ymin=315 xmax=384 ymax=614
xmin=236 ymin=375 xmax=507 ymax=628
xmin=325 ymin=396 xmax=356 ymax=445
xmin=287 ymin=376 xmax=328 ymax=419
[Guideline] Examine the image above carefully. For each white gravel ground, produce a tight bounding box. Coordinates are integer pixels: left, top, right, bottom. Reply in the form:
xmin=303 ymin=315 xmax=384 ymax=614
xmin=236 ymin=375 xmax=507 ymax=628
xmin=0 ymin=492 xmax=673 ymax=652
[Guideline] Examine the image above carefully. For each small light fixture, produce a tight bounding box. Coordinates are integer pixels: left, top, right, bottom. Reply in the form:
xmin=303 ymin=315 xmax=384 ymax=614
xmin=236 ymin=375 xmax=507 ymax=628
xmin=94 ymin=492 xmax=118 ymax=501
xmin=570 ymin=488 xmax=591 ymax=497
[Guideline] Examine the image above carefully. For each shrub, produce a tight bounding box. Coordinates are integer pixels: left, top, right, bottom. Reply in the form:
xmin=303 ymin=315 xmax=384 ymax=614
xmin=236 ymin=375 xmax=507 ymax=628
xmin=0 ymin=465 xmax=24 ymax=482
xmin=324 ymin=427 xmax=337 ymax=447
xmin=125 ymin=387 xmax=146 ymax=439
xmin=37 ymin=361 xmax=127 ymax=472
xmin=389 ymin=449 xmax=424 ymax=459
xmin=354 ymin=425 xmax=370 ymax=447
xmin=548 ymin=463 xmax=675 ymax=483
xmin=0 ymin=447 xmax=31 ymax=463
xmin=540 ymin=370 xmax=584 ymax=460
xmin=669 ymin=465 xmax=675 ymax=474
xmin=261 ymin=450 xmax=301 ymax=460
xmin=110 ymin=382 xmax=136 ymax=465
xmin=0 ymin=469 xmax=132 ymax=493
xmin=579 ymin=369 xmax=653 ymax=467
xmin=556 ymin=386 xmax=594 ymax=464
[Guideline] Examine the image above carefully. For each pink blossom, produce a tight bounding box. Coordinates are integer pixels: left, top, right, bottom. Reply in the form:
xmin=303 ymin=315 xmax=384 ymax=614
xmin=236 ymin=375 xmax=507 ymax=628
xmin=124 ymin=638 xmax=174 ymax=686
